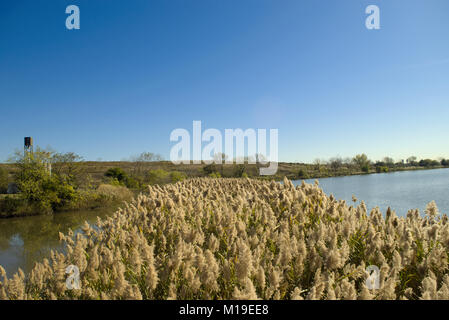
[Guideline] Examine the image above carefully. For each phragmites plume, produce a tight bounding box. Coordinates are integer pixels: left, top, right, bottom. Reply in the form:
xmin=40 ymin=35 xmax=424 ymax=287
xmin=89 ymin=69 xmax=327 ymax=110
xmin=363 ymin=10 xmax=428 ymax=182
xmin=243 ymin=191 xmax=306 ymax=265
xmin=0 ymin=178 xmax=448 ymax=300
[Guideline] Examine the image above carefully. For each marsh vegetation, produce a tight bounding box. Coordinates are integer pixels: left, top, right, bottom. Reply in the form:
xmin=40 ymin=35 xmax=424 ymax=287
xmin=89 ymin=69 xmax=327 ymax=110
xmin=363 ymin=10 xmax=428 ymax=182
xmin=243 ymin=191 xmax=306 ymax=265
xmin=1 ymin=178 xmax=449 ymax=300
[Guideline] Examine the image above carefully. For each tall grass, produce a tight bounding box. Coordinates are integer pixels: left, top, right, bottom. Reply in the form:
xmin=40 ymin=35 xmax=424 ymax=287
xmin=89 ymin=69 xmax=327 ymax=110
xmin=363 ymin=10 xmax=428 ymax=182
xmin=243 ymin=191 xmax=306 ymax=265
xmin=1 ymin=178 xmax=449 ymax=300
xmin=95 ymin=184 xmax=134 ymax=202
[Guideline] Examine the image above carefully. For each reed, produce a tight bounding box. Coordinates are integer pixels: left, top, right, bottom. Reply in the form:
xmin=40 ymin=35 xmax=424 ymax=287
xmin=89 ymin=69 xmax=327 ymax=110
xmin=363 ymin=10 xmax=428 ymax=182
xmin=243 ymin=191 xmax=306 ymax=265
xmin=1 ymin=177 xmax=448 ymax=300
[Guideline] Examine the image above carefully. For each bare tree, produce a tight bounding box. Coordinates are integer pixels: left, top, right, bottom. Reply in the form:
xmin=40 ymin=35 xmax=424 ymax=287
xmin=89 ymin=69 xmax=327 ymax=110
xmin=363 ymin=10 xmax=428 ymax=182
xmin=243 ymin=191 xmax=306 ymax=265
xmin=51 ymin=152 xmax=84 ymax=185
xmin=313 ymin=158 xmax=322 ymax=171
xmin=129 ymin=152 xmax=164 ymax=181
xmin=329 ymin=156 xmax=343 ymax=172
xmin=130 ymin=152 xmax=164 ymax=162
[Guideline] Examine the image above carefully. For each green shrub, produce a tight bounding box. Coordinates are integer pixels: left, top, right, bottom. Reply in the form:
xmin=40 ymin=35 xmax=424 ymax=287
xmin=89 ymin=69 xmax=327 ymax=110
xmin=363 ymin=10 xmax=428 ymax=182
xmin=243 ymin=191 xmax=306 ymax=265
xmin=419 ymin=159 xmax=440 ymax=167
xmin=297 ymin=168 xmax=309 ymax=179
xmin=105 ymin=167 xmax=127 ymax=180
xmin=0 ymin=167 xmax=8 ymax=194
xmin=169 ymin=171 xmax=187 ymax=183
xmin=108 ymin=177 xmax=122 ymax=186
xmin=105 ymin=167 xmax=128 ymax=184
xmin=208 ymin=172 xmax=221 ymax=178
xmin=353 ymin=154 xmax=371 ymax=172
xmin=0 ymin=196 xmax=26 ymax=217
xmin=376 ymin=166 xmax=389 ymax=173
xmin=105 ymin=167 xmax=139 ymax=189
xmin=361 ymin=164 xmax=370 ymax=173
xmin=124 ymin=176 xmax=140 ymax=189
xmin=233 ymin=164 xmax=246 ymax=177
xmin=146 ymin=169 xmax=170 ymax=185
xmin=203 ymin=163 xmax=217 ymax=175
xmin=96 ymin=184 xmax=133 ymax=202
xmin=10 ymin=149 xmax=84 ymax=214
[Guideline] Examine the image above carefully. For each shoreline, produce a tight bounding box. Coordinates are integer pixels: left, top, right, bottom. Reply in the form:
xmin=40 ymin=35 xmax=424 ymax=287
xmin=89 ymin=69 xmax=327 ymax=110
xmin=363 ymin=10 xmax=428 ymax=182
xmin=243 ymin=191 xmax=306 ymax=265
xmin=267 ymin=164 xmax=448 ymax=182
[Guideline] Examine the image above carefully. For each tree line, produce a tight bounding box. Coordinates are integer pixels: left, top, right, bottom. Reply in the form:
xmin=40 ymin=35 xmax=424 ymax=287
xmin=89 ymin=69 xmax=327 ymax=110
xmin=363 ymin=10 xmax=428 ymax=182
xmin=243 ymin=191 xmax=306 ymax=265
xmin=314 ymin=154 xmax=449 ymax=174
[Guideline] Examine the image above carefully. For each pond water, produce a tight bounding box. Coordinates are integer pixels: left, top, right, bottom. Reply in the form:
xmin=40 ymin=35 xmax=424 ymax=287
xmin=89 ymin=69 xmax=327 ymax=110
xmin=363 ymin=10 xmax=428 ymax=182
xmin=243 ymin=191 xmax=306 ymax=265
xmin=0 ymin=207 xmax=116 ymax=277
xmin=293 ymin=168 xmax=449 ymax=217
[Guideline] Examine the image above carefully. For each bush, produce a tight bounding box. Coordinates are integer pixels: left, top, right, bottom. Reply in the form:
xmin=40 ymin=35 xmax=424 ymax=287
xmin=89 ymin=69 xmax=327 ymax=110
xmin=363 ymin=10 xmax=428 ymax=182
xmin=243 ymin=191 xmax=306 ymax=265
xmin=0 ymin=167 xmax=8 ymax=194
xmin=20 ymin=174 xmax=79 ymax=213
xmin=49 ymin=177 xmax=79 ymax=210
xmin=145 ymin=169 xmax=187 ymax=185
xmin=13 ymin=153 xmax=69 ymax=213
xmin=169 ymin=171 xmax=187 ymax=183
xmin=376 ymin=166 xmax=389 ymax=173
xmin=8 ymin=149 xmax=87 ymax=214
xmin=124 ymin=176 xmax=140 ymax=189
xmin=297 ymin=168 xmax=309 ymax=179
xmin=0 ymin=196 xmax=32 ymax=217
xmin=105 ymin=167 xmax=127 ymax=181
xmin=203 ymin=163 xmax=217 ymax=175
xmin=105 ymin=167 xmax=139 ymax=189
xmin=96 ymin=184 xmax=133 ymax=202
xmin=146 ymin=169 xmax=170 ymax=185
xmin=419 ymin=159 xmax=440 ymax=167
xmin=353 ymin=154 xmax=371 ymax=172
xmin=361 ymin=164 xmax=370 ymax=173
xmin=208 ymin=172 xmax=221 ymax=178
xmin=233 ymin=164 xmax=246 ymax=177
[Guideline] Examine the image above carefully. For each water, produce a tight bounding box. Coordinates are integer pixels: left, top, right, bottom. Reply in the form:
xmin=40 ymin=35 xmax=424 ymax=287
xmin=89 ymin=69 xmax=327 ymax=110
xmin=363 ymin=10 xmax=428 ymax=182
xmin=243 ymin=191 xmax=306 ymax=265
xmin=293 ymin=168 xmax=449 ymax=217
xmin=0 ymin=207 xmax=115 ymax=277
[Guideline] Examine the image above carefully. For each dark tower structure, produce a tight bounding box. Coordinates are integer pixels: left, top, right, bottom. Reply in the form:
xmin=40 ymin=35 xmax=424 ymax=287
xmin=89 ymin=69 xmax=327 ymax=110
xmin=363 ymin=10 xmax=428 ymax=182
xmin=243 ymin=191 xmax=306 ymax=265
xmin=24 ymin=137 xmax=33 ymax=155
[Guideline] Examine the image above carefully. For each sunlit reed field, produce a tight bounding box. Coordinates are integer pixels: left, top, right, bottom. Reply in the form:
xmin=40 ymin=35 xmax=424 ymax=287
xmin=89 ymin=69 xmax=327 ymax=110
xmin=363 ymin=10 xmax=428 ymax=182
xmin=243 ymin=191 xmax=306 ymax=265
xmin=1 ymin=178 xmax=448 ymax=300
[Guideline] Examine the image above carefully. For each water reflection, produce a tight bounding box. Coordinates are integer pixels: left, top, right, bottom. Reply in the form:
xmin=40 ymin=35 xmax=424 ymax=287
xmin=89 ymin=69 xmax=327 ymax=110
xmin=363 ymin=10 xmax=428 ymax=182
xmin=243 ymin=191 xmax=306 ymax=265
xmin=0 ymin=207 xmax=115 ymax=276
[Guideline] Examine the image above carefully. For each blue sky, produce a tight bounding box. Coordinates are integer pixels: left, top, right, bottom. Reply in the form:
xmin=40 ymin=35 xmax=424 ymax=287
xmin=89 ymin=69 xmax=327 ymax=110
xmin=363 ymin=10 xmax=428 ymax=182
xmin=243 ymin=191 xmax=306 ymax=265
xmin=1 ymin=0 xmax=448 ymax=163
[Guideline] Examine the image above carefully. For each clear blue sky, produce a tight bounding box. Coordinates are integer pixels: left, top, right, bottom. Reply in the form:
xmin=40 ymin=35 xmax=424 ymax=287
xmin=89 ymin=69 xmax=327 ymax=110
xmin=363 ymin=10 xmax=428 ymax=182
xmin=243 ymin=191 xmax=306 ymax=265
xmin=1 ymin=0 xmax=448 ymax=163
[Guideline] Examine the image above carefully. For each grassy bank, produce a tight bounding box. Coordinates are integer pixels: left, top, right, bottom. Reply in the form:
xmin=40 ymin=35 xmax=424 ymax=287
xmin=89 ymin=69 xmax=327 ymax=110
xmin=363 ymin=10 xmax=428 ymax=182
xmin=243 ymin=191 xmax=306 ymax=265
xmin=0 ymin=184 xmax=133 ymax=218
xmin=1 ymin=177 xmax=448 ymax=300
